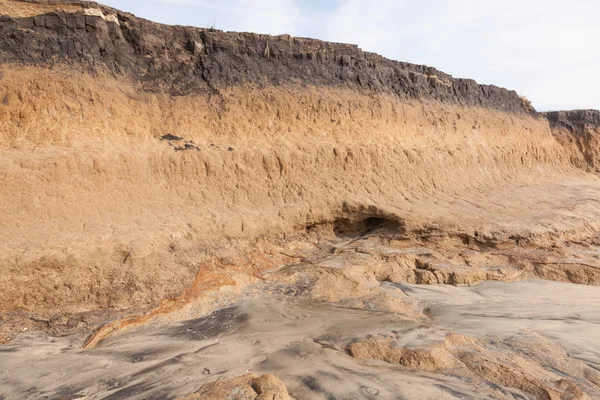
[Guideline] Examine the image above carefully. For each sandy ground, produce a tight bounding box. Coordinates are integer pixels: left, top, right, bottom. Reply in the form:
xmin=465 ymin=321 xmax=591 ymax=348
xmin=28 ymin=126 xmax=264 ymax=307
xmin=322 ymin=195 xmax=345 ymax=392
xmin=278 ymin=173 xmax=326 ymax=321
xmin=1 ymin=279 xmax=599 ymax=399
xmin=397 ymin=280 xmax=600 ymax=365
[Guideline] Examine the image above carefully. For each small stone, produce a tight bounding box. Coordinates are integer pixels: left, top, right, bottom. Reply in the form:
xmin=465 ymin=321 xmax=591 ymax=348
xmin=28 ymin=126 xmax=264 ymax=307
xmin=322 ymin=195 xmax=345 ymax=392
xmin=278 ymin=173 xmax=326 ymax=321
xmin=186 ymin=39 xmax=204 ymax=55
xmin=364 ymin=387 xmax=379 ymax=395
xmin=161 ymin=134 xmax=183 ymax=141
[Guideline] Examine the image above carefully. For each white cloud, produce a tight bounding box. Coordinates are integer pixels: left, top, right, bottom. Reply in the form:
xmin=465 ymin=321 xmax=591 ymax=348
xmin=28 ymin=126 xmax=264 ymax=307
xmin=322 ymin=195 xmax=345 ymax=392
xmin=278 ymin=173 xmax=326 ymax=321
xmin=231 ymin=0 xmax=304 ymax=35
xmin=150 ymin=0 xmax=310 ymax=35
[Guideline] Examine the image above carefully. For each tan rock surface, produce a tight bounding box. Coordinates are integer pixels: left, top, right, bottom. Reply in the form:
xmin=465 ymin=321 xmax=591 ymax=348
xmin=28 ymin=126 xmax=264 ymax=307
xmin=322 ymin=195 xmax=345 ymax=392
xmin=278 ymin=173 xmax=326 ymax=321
xmin=2 ymin=66 xmax=600 ymax=323
xmin=0 ymin=0 xmax=90 ymax=18
xmin=179 ymin=373 xmax=292 ymax=400
xmin=348 ymin=330 xmax=599 ymax=400
xmin=2 ymin=2 xmax=600 ymax=399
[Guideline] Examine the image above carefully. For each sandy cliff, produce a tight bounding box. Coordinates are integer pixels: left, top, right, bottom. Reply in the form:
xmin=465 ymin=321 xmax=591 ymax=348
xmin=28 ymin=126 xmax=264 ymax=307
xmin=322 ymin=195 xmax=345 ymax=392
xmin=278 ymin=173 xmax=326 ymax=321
xmin=1 ymin=1 xmax=600 ymax=399
xmin=544 ymin=109 xmax=600 ymax=173
xmin=1 ymin=0 xmax=600 ymax=327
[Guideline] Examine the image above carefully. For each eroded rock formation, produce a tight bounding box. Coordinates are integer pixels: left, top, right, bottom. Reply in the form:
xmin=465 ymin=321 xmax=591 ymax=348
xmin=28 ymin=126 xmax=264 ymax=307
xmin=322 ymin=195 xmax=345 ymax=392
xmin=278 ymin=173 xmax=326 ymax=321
xmin=179 ymin=374 xmax=292 ymax=400
xmin=544 ymin=110 xmax=600 ymax=173
xmin=1 ymin=1 xmax=600 ymax=399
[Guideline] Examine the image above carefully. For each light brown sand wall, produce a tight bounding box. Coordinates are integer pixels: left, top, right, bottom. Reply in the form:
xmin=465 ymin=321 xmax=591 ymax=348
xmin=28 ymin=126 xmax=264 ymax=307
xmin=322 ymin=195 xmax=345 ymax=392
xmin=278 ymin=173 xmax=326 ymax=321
xmin=0 ymin=66 xmax=591 ymax=315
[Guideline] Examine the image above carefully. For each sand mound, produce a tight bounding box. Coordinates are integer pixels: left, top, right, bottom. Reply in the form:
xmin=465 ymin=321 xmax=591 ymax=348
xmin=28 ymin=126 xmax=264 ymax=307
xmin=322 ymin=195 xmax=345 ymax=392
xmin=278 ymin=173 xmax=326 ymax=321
xmin=348 ymin=330 xmax=600 ymax=400
xmin=179 ymin=374 xmax=292 ymax=400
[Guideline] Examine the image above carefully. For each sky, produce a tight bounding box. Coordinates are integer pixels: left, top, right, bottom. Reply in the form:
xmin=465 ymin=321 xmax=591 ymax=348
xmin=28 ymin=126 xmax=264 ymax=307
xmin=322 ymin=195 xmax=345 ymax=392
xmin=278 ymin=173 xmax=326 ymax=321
xmin=103 ymin=0 xmax=600 ymax=111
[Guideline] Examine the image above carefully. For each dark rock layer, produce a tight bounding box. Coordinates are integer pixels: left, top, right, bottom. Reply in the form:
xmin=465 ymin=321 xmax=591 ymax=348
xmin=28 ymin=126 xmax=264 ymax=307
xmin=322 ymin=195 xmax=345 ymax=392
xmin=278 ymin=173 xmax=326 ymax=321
xmin=543 ymin=110 xmax=600 ymax=173
xmin=0 ymin=1 xmax=534 ymax=113
xmin=543 ymin=110 xmax=600 ymax=132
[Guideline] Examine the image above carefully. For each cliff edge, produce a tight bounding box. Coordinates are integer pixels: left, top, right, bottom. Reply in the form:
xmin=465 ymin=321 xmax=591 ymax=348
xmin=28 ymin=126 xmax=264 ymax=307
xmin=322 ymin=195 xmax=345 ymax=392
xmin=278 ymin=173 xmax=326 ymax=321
xmin=0 ymin=0 xmax=533 ymax=112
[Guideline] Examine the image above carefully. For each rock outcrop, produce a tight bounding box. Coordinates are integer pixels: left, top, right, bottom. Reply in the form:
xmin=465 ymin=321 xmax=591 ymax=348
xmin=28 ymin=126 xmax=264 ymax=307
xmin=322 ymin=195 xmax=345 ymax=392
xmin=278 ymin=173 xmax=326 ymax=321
xmin=0 ymin=0 xmax=532 ymax=112
xmin=1 ymin=0 xmax=600 ymax=367
xmin=348 ymin=330 xmax=600 ymax=400
xmin=544 ymin=110 xmax=600 ymax=173
xmin=179 ymin=374 xmax=292 ymax=400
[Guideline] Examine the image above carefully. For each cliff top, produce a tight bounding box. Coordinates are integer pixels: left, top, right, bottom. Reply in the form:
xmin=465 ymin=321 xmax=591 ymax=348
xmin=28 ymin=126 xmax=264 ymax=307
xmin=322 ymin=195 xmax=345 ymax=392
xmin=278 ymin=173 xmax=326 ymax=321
xmin=0 ymin=0 xmax=539 ymax=114
xmin=1 ymin=0 xmax=598 ymax=119
xmin=543 ymin=110 xmax=600 ymax=129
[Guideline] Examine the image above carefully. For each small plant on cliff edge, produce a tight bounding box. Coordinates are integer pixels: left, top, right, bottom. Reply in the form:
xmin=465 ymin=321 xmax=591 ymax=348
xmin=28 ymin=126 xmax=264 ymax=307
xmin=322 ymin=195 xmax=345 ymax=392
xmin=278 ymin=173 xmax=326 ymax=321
xmin=208 ymin=14 xmax=218 ymax=32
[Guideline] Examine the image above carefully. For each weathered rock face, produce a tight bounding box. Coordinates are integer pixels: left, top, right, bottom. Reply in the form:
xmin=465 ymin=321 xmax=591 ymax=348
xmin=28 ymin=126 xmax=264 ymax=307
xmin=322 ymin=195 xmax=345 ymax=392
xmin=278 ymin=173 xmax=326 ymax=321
xmin=1 ymin=0 xmax=600 ymax=353
xmin=544 ymin=110 xmax=600 ymax=129
xmin=179 ymin=374 xmax=292 ymax=400
xmin=543 ymin=110 xmax=600 ymax=173
xmin=0 ymin=0 xmax=532 ymax=112
xmin=2 ymin=2 xmax=600 ymax=400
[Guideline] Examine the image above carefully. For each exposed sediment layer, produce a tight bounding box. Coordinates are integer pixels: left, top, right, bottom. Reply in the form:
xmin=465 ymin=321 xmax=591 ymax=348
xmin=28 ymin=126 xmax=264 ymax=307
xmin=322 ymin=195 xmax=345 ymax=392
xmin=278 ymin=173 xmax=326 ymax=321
xmin=1 ymin=3 xmax=600 ymax=395
xmin=0 ymin=0 xmax=532 ymax=112
xmin=544 ymin=110 xmax=600 ymax=173
xmin=2 ymin=1 xmax=600 ymax=399
xmin=3 ymin=65 xmax=600 ymax=323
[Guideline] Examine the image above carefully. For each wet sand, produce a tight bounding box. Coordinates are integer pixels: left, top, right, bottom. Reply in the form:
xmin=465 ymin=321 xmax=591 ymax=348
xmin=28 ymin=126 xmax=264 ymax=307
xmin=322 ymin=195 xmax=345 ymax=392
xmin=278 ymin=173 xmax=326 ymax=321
xmin=2 ymin=279 xmax=599 ymax=399
xmin=397 ymin=280 xmax=600 ymax=368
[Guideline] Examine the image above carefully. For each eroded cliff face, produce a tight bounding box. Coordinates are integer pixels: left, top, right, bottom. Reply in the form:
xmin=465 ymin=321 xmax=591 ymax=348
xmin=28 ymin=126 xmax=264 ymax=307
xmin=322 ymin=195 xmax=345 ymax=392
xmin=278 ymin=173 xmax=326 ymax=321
xmin=1 ymin=0 xmax=599 ymax=328
xmin=0 ymin=0 xmax=533 ymax=112
xmin=1 ymin=2 xmax=600 ymax=399
xmin=544 ymin=110 xmax=600 ymax=173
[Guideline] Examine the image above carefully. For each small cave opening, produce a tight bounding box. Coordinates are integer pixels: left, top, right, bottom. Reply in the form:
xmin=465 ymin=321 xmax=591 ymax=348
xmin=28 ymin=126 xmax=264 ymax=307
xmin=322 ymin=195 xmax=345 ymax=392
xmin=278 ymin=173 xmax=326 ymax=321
xmin=333 ymin=216 xmax=404 ymax=238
